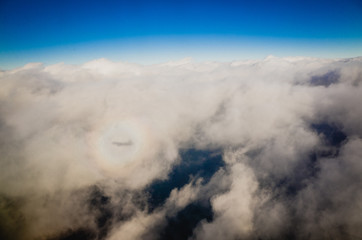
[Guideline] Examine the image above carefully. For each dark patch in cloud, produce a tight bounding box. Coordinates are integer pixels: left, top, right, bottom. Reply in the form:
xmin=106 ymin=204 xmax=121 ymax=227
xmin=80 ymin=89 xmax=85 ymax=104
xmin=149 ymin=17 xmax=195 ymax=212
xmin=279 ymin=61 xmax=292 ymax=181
xmin=276 ymin=123 xmax=347 ymax=196
xmin=311 ymin=123 xmax=347 ymax=147
xmin=146 ymin=149 xmax=224 ymax=212
xmin=255 ymin=154 xmax=318 ymax=201
xmin=48 ymin=228 xmax=97 ymax=240
xmin=88 ymin=187 xmax=113 ymax=240
xmin=0 ymin=196 xmax=25 ymax=240
xmin=47 ymin=185 xmax=147 ymax=240
xmin=310 ymin=71 xmax=340 ymax=87
xmin=112 ymin=140 xmax=133 ymax=146
xmin=159 ymin=202 xmax=213 ymax=240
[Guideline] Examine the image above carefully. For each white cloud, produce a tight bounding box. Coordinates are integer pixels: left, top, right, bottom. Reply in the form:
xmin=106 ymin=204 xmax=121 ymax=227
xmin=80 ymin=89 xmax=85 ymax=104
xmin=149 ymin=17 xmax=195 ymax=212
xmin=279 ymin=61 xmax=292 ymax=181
xmin=0 ymin=56 xmax=361 ymax=239
xmin=192 ymin=154 xmax=258 ymax=240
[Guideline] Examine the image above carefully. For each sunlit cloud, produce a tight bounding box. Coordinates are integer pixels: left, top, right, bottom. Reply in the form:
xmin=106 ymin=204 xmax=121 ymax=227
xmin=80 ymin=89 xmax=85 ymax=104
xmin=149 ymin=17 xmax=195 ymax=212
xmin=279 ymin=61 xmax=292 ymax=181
xmin=0 ymin=56 xmax=362 ymax=239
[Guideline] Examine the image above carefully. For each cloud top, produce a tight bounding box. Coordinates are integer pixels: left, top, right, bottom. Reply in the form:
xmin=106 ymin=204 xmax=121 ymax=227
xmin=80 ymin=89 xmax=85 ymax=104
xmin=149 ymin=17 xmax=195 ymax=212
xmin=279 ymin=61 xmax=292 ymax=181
xmin=0 ymin=56 xmax=362 ymax=240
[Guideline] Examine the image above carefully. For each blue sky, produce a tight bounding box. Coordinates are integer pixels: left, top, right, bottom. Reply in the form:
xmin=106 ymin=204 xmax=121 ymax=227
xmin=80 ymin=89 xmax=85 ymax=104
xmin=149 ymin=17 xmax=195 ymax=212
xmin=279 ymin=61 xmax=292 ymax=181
xmin=1 ymin=0 xmax=362 ymax=69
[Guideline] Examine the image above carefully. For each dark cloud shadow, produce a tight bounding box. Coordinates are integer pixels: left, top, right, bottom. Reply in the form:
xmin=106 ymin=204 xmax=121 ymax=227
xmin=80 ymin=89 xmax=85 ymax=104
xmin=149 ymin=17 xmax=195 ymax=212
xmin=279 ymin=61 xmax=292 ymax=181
xmin=146 ymin=149 xmax=224 ymax=212
xmin=159 ymin=202 xmax=213 ymax=240
xmin=310 ymin=71 xmax=340 ymax=87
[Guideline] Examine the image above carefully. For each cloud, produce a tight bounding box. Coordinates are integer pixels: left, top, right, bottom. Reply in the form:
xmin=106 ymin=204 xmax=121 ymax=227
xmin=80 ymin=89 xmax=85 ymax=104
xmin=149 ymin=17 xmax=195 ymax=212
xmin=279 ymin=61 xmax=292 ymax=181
xmin=192 ymin=154 xmax=258 ymax=240
xmin=0 ymin=56 xmax=361 ymax=239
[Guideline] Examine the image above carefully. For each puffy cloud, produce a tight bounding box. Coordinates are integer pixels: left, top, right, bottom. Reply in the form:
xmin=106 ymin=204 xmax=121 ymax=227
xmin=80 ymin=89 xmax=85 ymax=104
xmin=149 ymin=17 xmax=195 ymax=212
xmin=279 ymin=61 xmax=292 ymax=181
xmin=295 ymin=137 xmax=362 ymax=239
xmin=192 ymin=153 xmax=258 ymax=240
xmin=0 ymin=56 xmax=361 ymax=239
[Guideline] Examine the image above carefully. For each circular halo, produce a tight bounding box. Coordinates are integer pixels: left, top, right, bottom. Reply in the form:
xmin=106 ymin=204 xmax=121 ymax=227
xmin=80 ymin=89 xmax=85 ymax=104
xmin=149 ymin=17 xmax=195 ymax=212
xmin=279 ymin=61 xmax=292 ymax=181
xmin=88 ymin=119 xmax=150 ymax=177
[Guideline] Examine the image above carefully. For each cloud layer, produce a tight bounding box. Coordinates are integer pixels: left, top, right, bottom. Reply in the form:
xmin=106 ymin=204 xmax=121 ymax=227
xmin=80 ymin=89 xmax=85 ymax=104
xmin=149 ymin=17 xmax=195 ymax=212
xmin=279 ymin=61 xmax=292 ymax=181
xmin=0 ymin=56 xmax=362 ymax=240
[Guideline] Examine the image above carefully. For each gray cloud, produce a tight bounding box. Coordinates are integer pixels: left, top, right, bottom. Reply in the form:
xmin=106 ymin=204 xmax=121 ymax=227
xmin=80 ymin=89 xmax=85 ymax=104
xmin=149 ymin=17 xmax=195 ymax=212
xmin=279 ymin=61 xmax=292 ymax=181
xmin=0 ymin=57 xmax=361 ymax=240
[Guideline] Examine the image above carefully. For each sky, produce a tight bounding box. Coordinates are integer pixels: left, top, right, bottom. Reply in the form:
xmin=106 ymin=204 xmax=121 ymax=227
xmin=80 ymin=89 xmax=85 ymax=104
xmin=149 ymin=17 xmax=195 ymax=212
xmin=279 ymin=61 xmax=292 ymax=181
xmin=1 ymin=0 xmax=362 ymax=69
